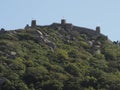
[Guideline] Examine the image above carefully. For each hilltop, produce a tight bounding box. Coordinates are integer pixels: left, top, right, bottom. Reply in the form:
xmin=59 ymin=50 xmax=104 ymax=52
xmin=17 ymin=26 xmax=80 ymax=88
xmin=0 ymin=20 xmax=120 ymax=90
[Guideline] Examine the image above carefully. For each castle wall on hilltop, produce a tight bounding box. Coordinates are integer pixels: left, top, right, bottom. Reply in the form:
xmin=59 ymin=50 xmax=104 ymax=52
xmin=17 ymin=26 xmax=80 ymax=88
xmin=0 ymin=19 xmax=103 ymax=39
xmin=28 ymin=19 xmax=103 ymax=39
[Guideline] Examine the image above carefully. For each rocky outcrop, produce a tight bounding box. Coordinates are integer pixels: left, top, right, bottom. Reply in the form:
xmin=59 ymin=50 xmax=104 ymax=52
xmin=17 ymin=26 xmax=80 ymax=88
xmin=36 ymin=30 xmax=56 ymax=49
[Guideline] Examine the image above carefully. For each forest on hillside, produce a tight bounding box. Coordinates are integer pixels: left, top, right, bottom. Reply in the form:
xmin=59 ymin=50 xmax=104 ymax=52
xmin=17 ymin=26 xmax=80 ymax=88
xmin=0 ymin=25 xmax=120 ymax=90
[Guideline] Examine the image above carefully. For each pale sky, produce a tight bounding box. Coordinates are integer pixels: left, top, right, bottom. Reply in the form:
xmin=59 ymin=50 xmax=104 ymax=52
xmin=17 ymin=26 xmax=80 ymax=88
xmin=0 ymin=0 xmax=120 ymax=41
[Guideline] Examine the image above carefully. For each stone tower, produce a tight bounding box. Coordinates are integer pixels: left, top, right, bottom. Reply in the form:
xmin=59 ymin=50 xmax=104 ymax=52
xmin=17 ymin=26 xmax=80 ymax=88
xmin=96 ymin=26 xmax=100 ymax=34
xmin=31 ymin=20 xmax=36 ymax=27
xmin=61 ymin=19 xmax=66 ymax=25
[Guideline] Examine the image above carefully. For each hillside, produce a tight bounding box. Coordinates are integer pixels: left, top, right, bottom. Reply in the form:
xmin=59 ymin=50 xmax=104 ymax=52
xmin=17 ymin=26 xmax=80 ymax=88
xmin=0 ymin=19 xmax=120 ymax=90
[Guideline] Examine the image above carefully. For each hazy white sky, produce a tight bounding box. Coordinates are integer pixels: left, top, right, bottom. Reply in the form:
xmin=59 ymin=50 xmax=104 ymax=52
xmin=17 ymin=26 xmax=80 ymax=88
xmin=0 ymin=0 xmax=120 ymax=41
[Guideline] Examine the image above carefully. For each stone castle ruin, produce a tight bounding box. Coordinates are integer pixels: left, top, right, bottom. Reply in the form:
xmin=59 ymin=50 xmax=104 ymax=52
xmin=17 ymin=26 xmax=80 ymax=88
xmin=31 ymin=20 xmax=36 ymax=27
xmin=0 ymin=19 xmax=103 ymax=39
xmin=29 ymin=19 xmax=101 ymax=36
xmin=0 ymin=19 xmax=111 ymax=50
xmin=22 ymin=19 xmax=104 ymax=41
xmin=25 ymin=19 xmax=107 ymax=51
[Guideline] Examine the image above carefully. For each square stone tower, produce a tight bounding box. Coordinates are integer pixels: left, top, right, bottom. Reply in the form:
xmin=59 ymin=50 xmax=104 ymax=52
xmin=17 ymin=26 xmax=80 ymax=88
xmin=96 ymin=26 xmax=100 ymax=34
xmin=31 ymin=20 xmax=36 ymax=27
xmin=61 ymin=19 xmax=66 ymax=25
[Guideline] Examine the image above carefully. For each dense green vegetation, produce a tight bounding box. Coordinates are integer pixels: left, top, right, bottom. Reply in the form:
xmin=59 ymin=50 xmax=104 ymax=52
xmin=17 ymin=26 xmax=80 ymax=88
xmin=0 ymin=26 xmax=120 ymax=90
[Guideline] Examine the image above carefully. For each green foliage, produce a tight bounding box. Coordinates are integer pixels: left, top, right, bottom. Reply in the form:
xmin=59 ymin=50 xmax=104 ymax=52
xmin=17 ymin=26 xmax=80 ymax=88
xmin=56 ymin=49 xmax=69 ymax=60
xmin=1 ymin=26 xmax=120 ymax=90
xmin=65 ymin=63 xmax=80 ymax=76
xmin=80 ymin=41 xmax=90 ymax=49
xmin=41 ymin=80 xmax=64 ymax=90
xmin=24 ymin=66 xmax=49 ymax=84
